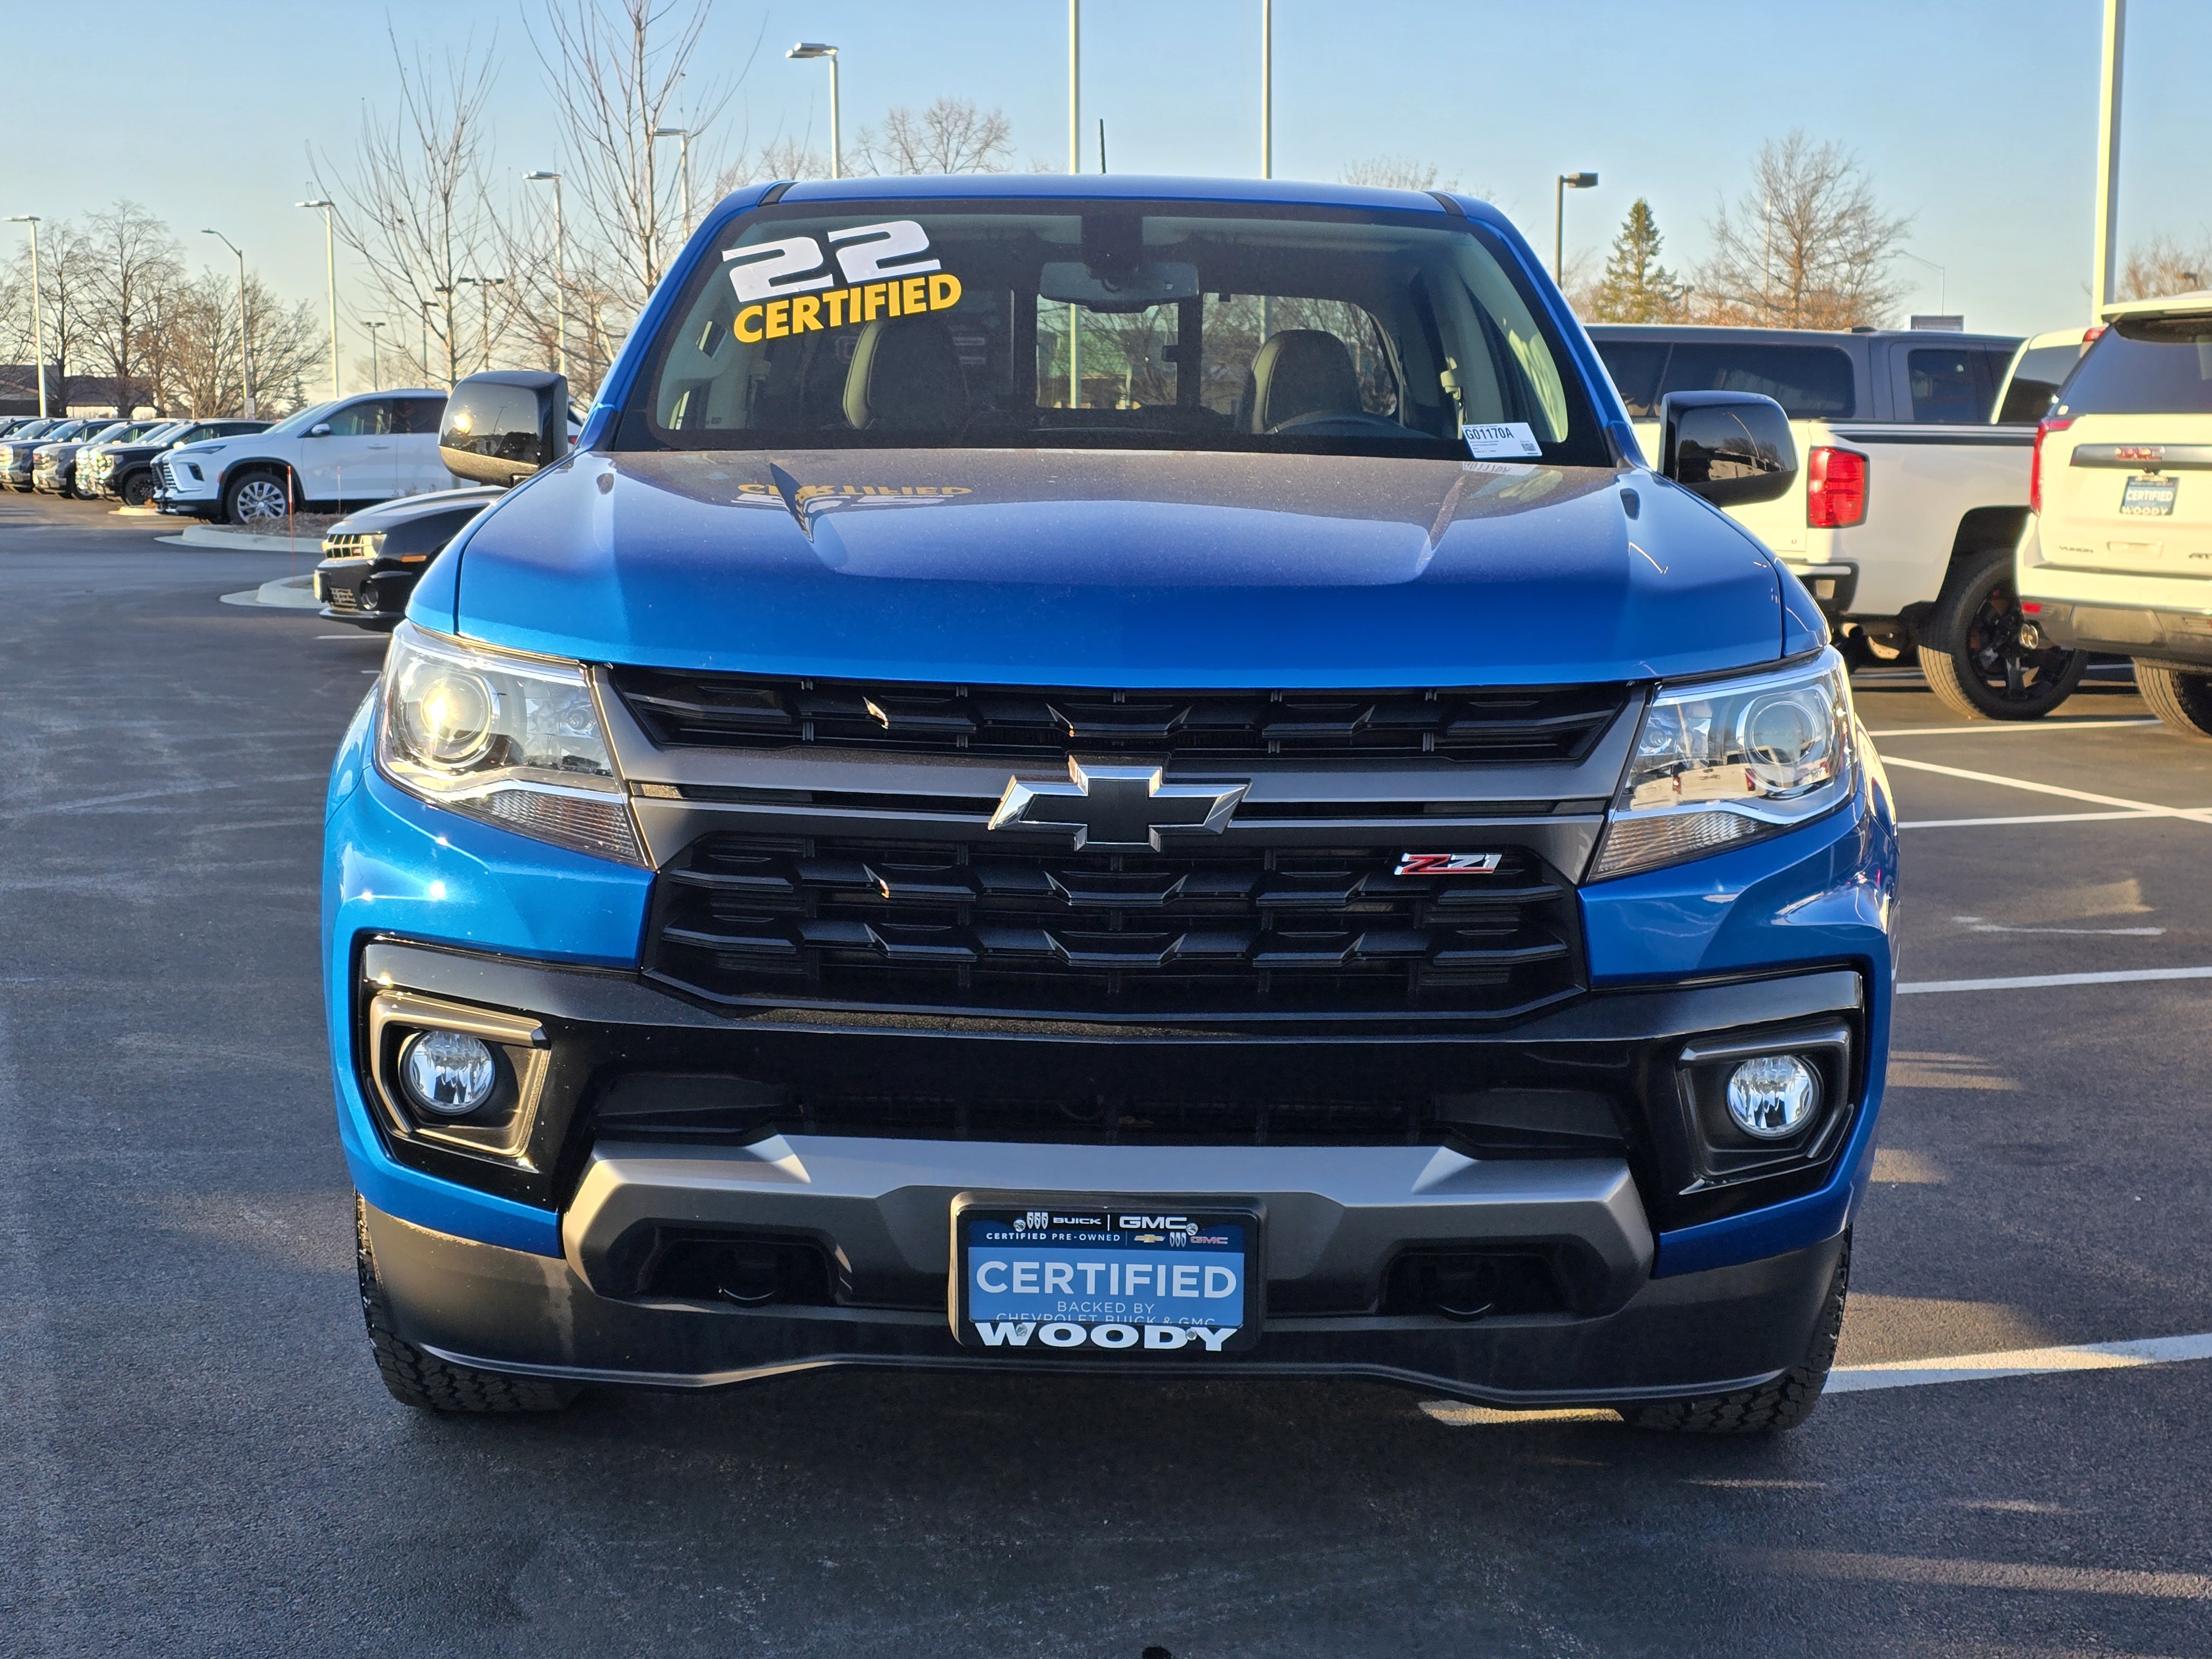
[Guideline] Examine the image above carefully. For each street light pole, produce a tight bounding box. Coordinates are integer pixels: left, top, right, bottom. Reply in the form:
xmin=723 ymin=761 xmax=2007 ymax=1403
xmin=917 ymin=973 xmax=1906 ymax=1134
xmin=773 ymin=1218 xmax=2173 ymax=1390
xmin=785 ymin=44 xmax=841 ymax=179
xmin=6 ymin=216 xmax=43 ymax=416
xmin=364 ymin=321 xmax=385 ymax=390
xmin=1259 ymin=0 xmax=1271 ymax=180
xmin=1067 ymin=0 xmax=1081 ymax=408
xmin=297 ymin=199 xmax=340 ymax=398
xmin=1553 ymin=171 xmax=1598 ymax=285
xmin=525 ymin=171 xmax=566 ymax=377
xmin=653 ymin=128 xmax=692 ymax=237
xmin=2093 ymin=0 xmax=2126 ymax=319
xmin=202 ymin=229 xmax=255 ymax=417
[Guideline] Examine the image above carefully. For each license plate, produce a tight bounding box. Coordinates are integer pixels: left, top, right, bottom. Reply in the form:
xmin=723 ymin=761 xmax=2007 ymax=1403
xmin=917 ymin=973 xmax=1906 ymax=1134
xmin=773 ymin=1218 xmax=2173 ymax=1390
xmin=2122 ymin=474 xmax=2178 ymax=516
xmin=951 ymin=1194 xmax=1261 ymax=1354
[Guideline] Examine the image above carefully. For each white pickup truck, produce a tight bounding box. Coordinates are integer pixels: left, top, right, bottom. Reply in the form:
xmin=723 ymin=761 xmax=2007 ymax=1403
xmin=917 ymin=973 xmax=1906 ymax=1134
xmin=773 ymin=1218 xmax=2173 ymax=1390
xmin=1590 ymin=324 xmax=2087 ymax=719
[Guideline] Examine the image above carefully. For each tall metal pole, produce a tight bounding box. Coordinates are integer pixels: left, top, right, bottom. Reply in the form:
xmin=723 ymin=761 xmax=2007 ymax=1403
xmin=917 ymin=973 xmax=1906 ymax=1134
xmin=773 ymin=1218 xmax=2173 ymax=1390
xmin=528 ymin=173 xmax=566 ymax=377
xmin=205 ymin=229 xmax=255 ymax=417
xmin=419 ymin=300 xmax=431 ymax=385
xmin=828 ymin=51 xmax=841 ymax=180
xmin=1260 ymin=0 xmax=1272 ymax=180
xmin=1067 ymin=0 xmax=1081 ymax=409
xmin=1555 ymin=175 xmax=1566 ymax=284
xmin=298 ymin=201 xmax=340 ymax=398
xmin=2092 ymin=0 xmax=2126 ymax=318
xmin=364 ymin=320 xmax=384 ymax=389
xmin=7 ymin=217 xmax=44 ymax=416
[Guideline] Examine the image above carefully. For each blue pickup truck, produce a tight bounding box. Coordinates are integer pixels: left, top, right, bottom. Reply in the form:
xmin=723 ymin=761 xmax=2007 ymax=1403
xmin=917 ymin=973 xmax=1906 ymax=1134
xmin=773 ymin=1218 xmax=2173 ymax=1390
xmin=325 ymin=175 xmax=1897 ymax=1432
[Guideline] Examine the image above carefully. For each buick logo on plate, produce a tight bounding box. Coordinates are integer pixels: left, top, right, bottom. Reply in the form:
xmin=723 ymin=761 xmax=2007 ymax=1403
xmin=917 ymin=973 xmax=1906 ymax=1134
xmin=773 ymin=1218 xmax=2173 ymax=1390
xmin=1394 ymin=852 xmax=1504 ymax=875
xmin=989 ymin=759 xmax=1247 ymax=850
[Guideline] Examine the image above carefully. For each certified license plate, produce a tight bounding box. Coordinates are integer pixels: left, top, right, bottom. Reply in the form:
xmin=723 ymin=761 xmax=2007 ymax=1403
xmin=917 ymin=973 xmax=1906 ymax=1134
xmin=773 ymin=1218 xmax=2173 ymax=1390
xmin=2122 ymin=474 xmax=2178 ymax=516
xmin=951 ymin=1195 xmax=1261 ymax=1354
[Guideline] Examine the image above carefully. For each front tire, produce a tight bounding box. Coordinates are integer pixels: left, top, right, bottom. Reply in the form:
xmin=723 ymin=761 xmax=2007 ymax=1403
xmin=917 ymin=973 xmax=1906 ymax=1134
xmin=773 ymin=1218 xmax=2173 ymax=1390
xmin=1918 ymin=545 xmax=2086 ymax=719
xmin=2134 ymin=659 xmax=2212 ymax=740
xmin=119 ymin=470 xmax=156 ymax=508
xmin=355 ymin=1196 xmax=576 ymax=1413
xmin=223 ymin=468 xmax=291 ymax=526
xmin=1624 ymin=1235 xmax=1849 ymax=1435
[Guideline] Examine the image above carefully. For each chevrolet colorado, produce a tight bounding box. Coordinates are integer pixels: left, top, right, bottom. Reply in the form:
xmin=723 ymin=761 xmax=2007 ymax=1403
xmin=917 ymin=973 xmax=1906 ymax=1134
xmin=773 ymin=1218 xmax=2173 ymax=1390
xmin=328 ymin=176 xmax=1897 ymax=1432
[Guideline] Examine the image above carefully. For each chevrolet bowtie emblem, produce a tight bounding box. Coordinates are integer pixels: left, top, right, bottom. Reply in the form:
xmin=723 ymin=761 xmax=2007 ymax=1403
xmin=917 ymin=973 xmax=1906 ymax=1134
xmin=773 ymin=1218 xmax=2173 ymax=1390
xmin=988 ymin=759 xmax=1248 ymax=849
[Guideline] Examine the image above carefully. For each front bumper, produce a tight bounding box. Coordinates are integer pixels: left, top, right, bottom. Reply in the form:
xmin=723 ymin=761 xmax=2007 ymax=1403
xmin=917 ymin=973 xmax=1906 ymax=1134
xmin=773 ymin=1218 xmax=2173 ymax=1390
xmin=364 ymin=1193 xmax=1845 ymax=1406
xmin=314 ymin=556 xmax=410 ymax=630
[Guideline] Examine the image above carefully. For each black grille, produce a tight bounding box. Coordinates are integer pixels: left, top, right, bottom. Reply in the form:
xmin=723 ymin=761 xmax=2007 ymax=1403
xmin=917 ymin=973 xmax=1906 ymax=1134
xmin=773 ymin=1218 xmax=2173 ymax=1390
xmin=646 ymin=833 xmax=1582 ymax=1016
xmin=611 ymin=669 xmax=1626 ymax=764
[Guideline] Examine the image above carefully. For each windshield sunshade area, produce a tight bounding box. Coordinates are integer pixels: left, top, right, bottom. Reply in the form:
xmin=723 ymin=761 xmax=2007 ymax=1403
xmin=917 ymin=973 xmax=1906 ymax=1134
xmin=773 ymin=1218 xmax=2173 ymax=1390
xmin=621 ymin=200 xmax=1610 ymax=463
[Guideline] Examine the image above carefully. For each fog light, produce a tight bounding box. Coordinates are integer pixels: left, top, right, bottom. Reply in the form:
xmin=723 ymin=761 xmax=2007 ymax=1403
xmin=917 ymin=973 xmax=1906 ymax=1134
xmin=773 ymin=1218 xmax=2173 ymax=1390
xmin=1725 ymin=1054 xmax=1818 ymax=1139
xmin=399 ymin=1029 xmax=497 ymax=1117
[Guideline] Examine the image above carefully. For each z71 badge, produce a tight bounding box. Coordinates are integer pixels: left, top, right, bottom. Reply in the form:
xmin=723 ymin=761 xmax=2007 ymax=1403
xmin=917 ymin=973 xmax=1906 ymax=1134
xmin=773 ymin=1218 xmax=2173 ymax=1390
xmin=1394 ymin=852 xmax=1504 ymax=875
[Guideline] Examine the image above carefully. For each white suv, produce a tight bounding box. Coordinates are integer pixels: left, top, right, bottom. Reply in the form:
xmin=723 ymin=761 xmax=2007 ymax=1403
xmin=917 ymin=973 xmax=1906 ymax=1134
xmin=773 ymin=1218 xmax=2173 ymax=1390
xmin=2017 ymin=291 xmax=2212 ymax=737
xmin=154 ymin=390 xmax=452 ymax=524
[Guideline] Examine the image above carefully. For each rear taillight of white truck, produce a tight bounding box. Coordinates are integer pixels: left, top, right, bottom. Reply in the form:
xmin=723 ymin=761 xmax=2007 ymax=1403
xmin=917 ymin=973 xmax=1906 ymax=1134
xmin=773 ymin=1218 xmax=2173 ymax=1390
xmin=1806 ymin=447 xmax=1868 ymax=529
xmin=2030 ymin=417 xmax=2075 ymax=514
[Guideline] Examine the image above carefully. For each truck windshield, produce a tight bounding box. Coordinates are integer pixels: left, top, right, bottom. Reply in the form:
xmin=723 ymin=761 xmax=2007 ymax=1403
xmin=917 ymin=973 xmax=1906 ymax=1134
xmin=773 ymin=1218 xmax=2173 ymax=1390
xmin=2056 ymin=317 xmax=2212 ymax=415
xmin=620 ymin=200 xmax=1609 ymax=465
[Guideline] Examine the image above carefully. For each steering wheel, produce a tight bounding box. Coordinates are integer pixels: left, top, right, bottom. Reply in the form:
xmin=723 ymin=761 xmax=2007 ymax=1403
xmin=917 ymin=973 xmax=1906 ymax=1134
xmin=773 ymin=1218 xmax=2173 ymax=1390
xmin=1264 ymin=409 xmax=1421 ymax=439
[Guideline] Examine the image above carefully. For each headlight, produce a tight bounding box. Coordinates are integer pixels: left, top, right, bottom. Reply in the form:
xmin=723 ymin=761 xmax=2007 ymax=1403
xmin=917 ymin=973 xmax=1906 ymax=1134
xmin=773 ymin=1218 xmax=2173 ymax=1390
xmin=375 ymin=620 xmax=644 ymax=864
xmin=1588 ymin=648 xmax=1859 ymax=881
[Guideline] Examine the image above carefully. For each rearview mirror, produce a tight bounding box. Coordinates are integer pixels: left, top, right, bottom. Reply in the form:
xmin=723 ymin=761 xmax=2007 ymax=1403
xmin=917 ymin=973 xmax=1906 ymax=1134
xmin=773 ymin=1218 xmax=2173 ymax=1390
xmin=440 ymin=369 xmax=571 ymax=488
xmin=1039 ymin=259 xmax=1198 ymax=313
xmin=1657 ymin=391 xmax=1797 ymax=508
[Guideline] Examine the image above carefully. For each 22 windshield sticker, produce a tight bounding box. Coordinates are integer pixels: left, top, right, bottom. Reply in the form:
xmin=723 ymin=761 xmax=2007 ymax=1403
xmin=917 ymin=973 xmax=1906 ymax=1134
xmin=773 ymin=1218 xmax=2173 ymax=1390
xmin=724 ymin=219 xmax=964 ymax=342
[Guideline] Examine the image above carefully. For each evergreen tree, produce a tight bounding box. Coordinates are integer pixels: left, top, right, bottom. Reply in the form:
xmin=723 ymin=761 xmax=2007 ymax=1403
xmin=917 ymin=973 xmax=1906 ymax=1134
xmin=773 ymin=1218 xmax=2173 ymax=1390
xmin=1592 ymin=199 xmax=1687 ymax=322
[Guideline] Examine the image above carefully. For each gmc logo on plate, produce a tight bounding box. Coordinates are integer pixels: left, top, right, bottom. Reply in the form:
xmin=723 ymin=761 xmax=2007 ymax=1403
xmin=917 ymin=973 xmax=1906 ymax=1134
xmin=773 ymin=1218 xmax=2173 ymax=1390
xmin=1394 ymin=852 xmax=1504 ymax=875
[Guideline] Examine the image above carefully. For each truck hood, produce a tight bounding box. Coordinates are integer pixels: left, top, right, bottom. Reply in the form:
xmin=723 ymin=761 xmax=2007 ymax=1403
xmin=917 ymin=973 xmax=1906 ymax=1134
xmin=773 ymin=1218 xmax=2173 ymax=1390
xmin=436 ymin=449 xmax=1786 ymax=688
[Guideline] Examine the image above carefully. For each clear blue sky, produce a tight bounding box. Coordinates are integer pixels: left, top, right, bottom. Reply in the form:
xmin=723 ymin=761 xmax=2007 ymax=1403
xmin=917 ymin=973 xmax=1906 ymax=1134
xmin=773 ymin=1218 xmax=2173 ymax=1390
xmin=11 ymin=0 xmax=2207 ymax=377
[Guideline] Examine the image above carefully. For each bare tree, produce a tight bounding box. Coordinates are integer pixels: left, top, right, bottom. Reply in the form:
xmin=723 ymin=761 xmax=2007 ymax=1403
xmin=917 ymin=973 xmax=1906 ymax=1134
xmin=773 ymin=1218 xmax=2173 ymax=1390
xmin=2121 ymin=233 xmax=2212 ymax=300
xmin=1340 ymin=156 xmax=1459 ymax=192
xmin=312 ymin=29 xmax=506 ymax=389
xmin=5 ymin=221 xmax=101 ymax=401
xmin=533 ymin=0 xmax=753 ymax=309
xmin=81 ymin=201 xmax=183 ymax=413
xmin=706 ymin=132 xmax=831 ymax=199
xmin=155 ymin=269 xmax=322 ymax=418
xmin=1695 ymin=132 xmax=1910 ymax=328
xmin=853 ymin=98 xmax=1013 ymax=176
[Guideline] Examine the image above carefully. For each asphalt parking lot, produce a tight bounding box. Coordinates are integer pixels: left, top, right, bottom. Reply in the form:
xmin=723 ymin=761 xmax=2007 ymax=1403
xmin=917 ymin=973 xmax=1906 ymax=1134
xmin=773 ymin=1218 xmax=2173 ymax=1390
xmin=2 ymin=491 xmax=2208 ymax=1658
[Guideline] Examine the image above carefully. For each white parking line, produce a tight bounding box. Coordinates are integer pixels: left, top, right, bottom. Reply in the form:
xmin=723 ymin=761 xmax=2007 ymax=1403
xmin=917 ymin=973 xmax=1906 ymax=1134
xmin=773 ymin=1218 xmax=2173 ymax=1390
xmin=1419 ymin=1331 xmax=2212 ymax=1425
xmin=1824 ymin=1331 xmax=2212 ymax=1394
xmin=1899 ymin=810 xmax=2168 ymax=829
xmin=1866 ymin=718 xmax=2159 ymax=737
xmin=1881 ymin=754 xmax=2212 ymax=823
xmin=1899 ymin=966 xmax=2212 ymax=994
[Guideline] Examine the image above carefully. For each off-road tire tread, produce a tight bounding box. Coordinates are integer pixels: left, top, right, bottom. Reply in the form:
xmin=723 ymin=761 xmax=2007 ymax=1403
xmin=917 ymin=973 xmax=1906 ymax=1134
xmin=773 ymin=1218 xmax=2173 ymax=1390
xmin=1918 ymin=545 xmax=2085 ymax=721
xmin=1624 ymin=1236 xmax=1850 ymax=1435
xmin=354 ymin=1196 xmax=575 ymax=1413
xmin=2133 ymin=660 xmax=2212 ymax=741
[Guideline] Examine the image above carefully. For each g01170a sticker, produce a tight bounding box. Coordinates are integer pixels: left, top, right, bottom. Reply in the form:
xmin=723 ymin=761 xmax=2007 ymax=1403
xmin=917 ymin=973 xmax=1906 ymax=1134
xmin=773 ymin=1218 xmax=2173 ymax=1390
xmin=724 ymin=218 xmax=964 ymax=343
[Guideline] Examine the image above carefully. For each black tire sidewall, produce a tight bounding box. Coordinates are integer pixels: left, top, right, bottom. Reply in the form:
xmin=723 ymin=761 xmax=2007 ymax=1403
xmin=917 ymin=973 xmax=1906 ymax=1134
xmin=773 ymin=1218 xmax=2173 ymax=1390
xmin=1927 ymin=545 xmax=2084 ymax=718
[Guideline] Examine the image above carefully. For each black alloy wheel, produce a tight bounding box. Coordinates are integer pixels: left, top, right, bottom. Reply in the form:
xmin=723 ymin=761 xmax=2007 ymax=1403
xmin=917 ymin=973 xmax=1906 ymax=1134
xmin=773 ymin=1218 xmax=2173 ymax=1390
xmin=1918 ymin=544 xmax=2087 ymax=721
xmin=119 ymin=470 xmax=155 ymax=509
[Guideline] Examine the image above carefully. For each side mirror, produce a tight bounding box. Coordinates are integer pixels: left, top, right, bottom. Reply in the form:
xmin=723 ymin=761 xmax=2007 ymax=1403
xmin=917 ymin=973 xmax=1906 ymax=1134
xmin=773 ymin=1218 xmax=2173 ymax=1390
xmin=308 ymin=422 xmax=332 ymax=437
xmin=440 ymin=369 xmax=571 ymax=488
xmin=1657 ymin=391 xmax=1797 ymax=508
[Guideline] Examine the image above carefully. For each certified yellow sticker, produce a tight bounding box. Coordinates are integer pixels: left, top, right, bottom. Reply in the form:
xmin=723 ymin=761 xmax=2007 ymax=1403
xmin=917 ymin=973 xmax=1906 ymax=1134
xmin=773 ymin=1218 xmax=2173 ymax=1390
xmin=725 ymin=218 xmax=964 ymax=343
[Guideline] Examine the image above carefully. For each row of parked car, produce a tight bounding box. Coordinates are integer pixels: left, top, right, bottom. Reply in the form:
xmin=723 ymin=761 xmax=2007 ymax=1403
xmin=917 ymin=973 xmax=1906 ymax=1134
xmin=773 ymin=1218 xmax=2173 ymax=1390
xmin=0 ymin=413 xmax=270 ymax=505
